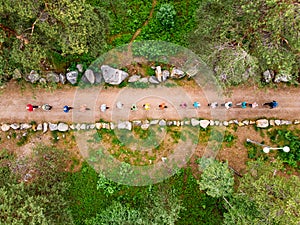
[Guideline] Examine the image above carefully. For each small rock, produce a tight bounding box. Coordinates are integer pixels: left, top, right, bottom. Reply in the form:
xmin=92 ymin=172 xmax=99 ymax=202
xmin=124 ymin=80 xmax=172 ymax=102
xmin=59 ymin=73 xmax=66 ymax=84
xmin=228 ymin=120 xmax=234 ymax=124
xmin=256 ymin=119 xmax=269 ymax=128
xmin=150 ymin=120 xmax=159 ymax=125
xmin=294 ymin=120 xmax=300 ymax=125
xmin=118 ymin=121 xmax=132 ymax=130
xmin=191 ymin=118 xmax=200 ymax=126
xmin=238 ymin=122 xmax=244 ymax=127
xmin=109 ymin=123 xmax=115 ymax=130
xmin=46 ymin=72 xmax=60 ymax=83
xmin=167 ymin=121 xmax=173 ymax=126
xmin=162 ymin=70 xmax=170 ymax=81
xmin=37 ymin=124 xmax=43 ymax=131
xmin=43 ymin=123 xmax=48 ymax=133
xmin=27 ymin=70 xmax=40 ymax=83
xmin=80 ymin=124 xmax=86 ymax=130
xmin=69 ymin=124 xmax=75 ymax=130
xmin=66 ymin=71 xmax=79 ymax=84
xmin=249 ymin=120 xmax=256 ymax=125
xmin=274 ymin=120 xmax=281 ymax=126
xmin=141 ymin=124 xmax=149 ymax=130
xmin=281 ymin=120 xmax=292 ymax=125
xmin=132 ymin=120 xmax=142 ymax=126
xmin=170 ymin=68 xmax=185 ymax=79
xmin=10 ymin=123 xmax=20 ymax=130
xmin=149 ymin=76 xmax=160 ymax=84
xmin=1 ymin=124 xmax=10 ymax=132
xmin=242 ymin=120 xmax=249 ymax=125
xmin=32 ymin=124 xmax=37 ymax=131
xmin=263 ymin=70 xmax=274 ymax=83
xmin=139 ymin=77 xmax=149 ymax=83
xmin=76 ymin=64 xmax=83 ymax=73
xmin=20 ymin=123 xmax=32 ymax=130
xmin=161 ymin=157 xmax=167 ymax=163
xmin=274 ymin=73 xmax=292 ymax=83
xmin=86 ymin=125 xmax=90 ymax=130
xmin=39 ymin=78 xmax=47 ymax=84
xmin=128 ymin=75 xmax=141 ymax=83
xmin=13 ymin=69 xmax=22 ymax=79
xmin=49 ymin=123 xmax=58 ymax=131
xmin=101 ymin=65 xmax=128 ymax=85
xmin=233 ymin=120 xmax=239 ymax=125
xmin=184 ymin=120 xmax=190 ymax=125
xmin=159 ymin=120 xmax=166 ymax=126
xmin=214 ymin=121 xmax=220 ymax=126
xmin=269 ymin=120 xmax=275 ymax=126
xmin=76 ymin=124 xmax=81 ymax=130
xmin=89 ymin=124 xmax=95 ymax=129
xmin=209 ymin=120 xmax=215 ymax=126
xmin=223 ymin=121 xmax=229 ymax=126
xmin=200 ymin=120 xmax=210 ymax=129
xmin=58 ymin=123 xmax=68 ymax=132
xmin=95 ymin=123 xmax=102 ymax=129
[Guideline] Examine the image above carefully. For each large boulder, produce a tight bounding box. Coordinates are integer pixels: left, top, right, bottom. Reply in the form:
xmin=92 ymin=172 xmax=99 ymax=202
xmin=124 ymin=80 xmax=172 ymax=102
xmin=170 ymin=68 xmax=185 ymax=79
xmin=101 ymin=65 xmax=128 ymax=85
xmin=66 ymin=71 xmax=78 ymax=84
xmin=27 ymin=70 xmax=40 ymax=83
xmin=256 ymin=119 xmax=269 ymax=128
xmin=82 ymin=69 xmax=95 ymax=84
xmin=46 ymin=72 xmax=60 ymax=83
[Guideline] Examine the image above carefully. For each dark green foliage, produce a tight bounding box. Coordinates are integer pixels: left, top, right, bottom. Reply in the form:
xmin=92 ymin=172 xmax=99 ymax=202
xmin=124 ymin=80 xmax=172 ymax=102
xmin=268 ymin=129 xmax=300 ymax=168
xmin=156 ymin=3 xmax=176 ymax=28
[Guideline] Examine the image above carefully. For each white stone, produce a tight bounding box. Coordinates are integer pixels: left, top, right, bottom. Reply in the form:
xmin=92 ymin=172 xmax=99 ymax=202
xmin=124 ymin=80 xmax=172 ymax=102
xmin=95 ymin=123 xmax=102 ymax=129
xmin=150 ymin=120 xmax=159 ymax=125
xmin=141 ymin=124 xmax=150 ymax=130
xmin=256 ymin=119 xmax=269 ymax=128
xmin=269 ymin=120 xmax=275 ymax=126
xmin=159 ymin=120 xmax=166 ymax=126
xmin=223 ymin=121 xmax=229 ymax=126
xmin=209 ymin=120 xmax=214 ymax=126
xmin=80 ymin=124 xmax=86 ymax=130
xmin=242 ymin=120 xmax=249 ymax=125
xmin=1 ymin=124 xmax=10 ymax=132
xmin=118 ymin=121 xmax=132 ymax=130
xmin=37 ymin=124 xmax=43 ymax=131
xmin=49 ymin=123 xmax=58 ymax=131
xmin=109 ymin=123 xmax=115 ymax=130
xmin=58 ymin=123 xmax=68 ymax=132
xmin=200 ymin=120 xmax=210 ymax=129
xmin=281 ymin=120 xmax=292 ymax=125
xmin=274 ymin=120 xmax=281 ymax=126
xmin=43 ymin=123 xmax=48 ymax=133
xmin=10 ymin=123 xmax=20 ymax=130
xmin=191 ymin=118 xmax=200 ymax=126
xmin=76 ymin=124 xmax=81 ymax=130
xmin=20 ymin=123 xmax=32 ymax=130
xmin=294 ymin=120 xmax=300 ymax=125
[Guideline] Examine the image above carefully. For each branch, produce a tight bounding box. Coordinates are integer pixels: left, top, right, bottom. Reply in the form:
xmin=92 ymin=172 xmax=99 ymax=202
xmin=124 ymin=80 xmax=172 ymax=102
xmin=0 ymin=23 xmax=29 ymax=44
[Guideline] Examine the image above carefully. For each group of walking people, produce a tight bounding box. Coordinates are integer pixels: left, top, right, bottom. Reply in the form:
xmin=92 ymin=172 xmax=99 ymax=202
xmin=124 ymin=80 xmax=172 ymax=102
xmin=26 ymin=100 xmax=278 ymax=113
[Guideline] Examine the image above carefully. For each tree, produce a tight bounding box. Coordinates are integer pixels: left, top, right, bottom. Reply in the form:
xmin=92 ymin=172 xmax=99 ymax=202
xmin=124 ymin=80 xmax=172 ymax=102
xmin=0 ymin=0 xmax=109 ymax=76
xmin=189 ymin=0 xmax=300 ymax=85
xmin=224 ymin=161 xmax=300 ymax=224
xmin=156 ymin=3 xmax=176 ymax=28
xmin=0 ymin=146 xmax=74 ymax=224
xmin=197 ymin=158 xmax=234 ymax=198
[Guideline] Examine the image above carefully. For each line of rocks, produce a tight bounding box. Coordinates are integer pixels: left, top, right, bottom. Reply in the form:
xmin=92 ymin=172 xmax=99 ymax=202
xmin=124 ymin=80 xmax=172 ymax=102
xmin=1 ymin=119 xmax=299 ymax=133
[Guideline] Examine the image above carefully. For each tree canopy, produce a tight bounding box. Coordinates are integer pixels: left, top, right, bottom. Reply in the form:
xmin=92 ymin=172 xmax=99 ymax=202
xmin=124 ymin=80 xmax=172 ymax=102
xmin=0 ymin=0 xmax=109 ymax=76
xmin=189 ymin=0 xmax=300 ymax=85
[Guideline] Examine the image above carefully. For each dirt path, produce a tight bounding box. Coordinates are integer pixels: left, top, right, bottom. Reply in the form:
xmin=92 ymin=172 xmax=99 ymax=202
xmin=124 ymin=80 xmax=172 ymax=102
xmin=0 ymin=81 xmax=299 ymax=123
xmin=130 ymin=0 xmax=157 ymax=43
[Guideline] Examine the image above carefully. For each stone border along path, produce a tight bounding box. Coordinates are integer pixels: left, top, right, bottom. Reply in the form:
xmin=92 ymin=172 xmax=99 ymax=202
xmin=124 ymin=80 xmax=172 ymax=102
xmin=1 ymin=118 xmax=299 ymax=133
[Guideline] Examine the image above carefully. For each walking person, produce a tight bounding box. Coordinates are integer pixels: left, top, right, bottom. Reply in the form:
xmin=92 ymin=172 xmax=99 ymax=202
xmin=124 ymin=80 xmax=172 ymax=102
xmin=26 ymin=104 xmax=39 ymax=112
xmin=263 ymin=100 xmax=278 ymax=109
xmin=63 ymin=105 xmax=73 ymax=113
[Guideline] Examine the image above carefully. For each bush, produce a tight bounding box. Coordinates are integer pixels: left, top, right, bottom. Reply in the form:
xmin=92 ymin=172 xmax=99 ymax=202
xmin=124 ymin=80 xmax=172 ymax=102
xmin=156 ymin=3 xmax=176 ymax=28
